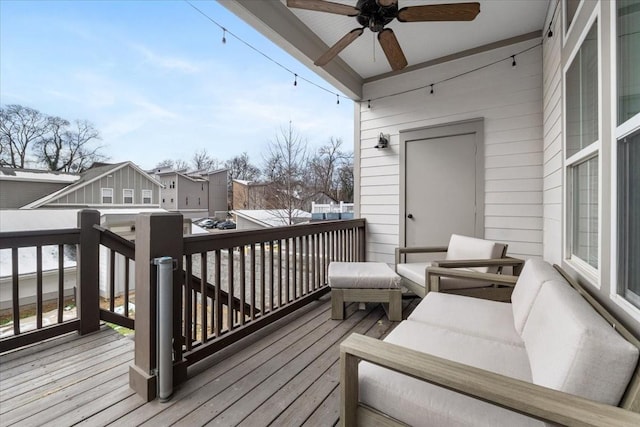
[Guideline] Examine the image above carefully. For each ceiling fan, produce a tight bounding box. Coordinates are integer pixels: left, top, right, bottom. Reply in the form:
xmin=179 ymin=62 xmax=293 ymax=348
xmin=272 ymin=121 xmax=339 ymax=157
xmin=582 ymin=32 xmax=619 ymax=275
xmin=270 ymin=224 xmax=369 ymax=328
xmin=287 ymin=0 xmax=480 ymax=71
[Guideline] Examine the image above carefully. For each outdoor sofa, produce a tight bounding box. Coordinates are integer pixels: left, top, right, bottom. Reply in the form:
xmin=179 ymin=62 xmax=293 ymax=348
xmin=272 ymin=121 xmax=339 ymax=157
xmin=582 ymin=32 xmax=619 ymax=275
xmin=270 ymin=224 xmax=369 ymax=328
xmin=340 ymin=259 xmax=640 ymax=426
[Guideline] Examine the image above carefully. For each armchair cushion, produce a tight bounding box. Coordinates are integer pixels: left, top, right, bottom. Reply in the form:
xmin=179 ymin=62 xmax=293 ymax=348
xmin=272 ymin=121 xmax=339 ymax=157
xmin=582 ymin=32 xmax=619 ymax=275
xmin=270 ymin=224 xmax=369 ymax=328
xmin=359 ymin=320 xmax=539 ymax=427
xmin=408 ymin=292 xmax=522 ymax=345
xmin=522 ymin=280 xmax=639 ymax=406
xmin=445 ymin=234 xmax=504 ymax=273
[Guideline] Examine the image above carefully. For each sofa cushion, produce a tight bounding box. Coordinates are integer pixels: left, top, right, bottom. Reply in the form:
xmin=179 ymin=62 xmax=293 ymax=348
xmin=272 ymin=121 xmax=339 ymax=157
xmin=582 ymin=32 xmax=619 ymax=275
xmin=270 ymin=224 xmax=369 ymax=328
xmin=522 ymin=280 xmax=640 ymax=405
xmin=328 ymin=262 xmax=401 ymax=289
xmin=511 ymin=259 xmax=565 ymax=334
xmin=359 ymin=320 xmax=540 ymax=427
xmin=408 ymin=292 xmax=523 ymax=345
xmin=445 ymin=234 xmax=504 ymax=273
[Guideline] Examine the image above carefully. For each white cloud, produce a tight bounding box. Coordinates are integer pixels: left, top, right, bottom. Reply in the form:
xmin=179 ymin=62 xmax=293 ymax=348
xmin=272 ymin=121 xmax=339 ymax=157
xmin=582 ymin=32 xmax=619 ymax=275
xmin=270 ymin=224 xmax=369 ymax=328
xmin=130 ymin=43 xmax=200 ymax=74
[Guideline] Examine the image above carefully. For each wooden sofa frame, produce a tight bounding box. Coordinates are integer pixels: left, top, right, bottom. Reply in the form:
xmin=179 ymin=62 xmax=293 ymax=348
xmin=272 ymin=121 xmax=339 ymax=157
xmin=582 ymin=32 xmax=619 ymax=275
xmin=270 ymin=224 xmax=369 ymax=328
xmin=395 ymin=244 xmax=524 ymax=300
xmin=340 ymin=265 xmax=640 ymax=427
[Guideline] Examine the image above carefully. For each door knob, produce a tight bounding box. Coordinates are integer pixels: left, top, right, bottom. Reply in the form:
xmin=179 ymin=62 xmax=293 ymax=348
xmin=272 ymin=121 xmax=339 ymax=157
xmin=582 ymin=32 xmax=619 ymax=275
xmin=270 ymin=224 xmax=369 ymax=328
xmin=407 ymin=214 xmax=413 ymax=219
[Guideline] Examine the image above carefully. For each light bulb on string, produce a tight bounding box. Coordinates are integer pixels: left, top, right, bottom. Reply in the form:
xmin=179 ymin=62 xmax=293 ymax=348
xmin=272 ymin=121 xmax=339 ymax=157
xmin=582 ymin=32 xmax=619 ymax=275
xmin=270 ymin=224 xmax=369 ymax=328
xmin=430 ymin=84 xmax=434 ymax=95
xmin=511 ymin=55 xmax=517 ymax=67
xmin=367 ymin=99 xmax=371 ymax=109
xmin=222 ymin=28 xmax=227 ymax=44
xmin=336 ymin=94 xmax=340 ymax=105
xmin=294 ymin=74 xmax=297 ymax=86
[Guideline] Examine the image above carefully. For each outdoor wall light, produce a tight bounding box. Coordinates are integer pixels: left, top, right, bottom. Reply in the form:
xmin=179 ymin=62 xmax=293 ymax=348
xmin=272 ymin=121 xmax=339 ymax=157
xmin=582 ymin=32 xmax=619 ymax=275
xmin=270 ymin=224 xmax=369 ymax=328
xmin=375 ymin=133 xmax=390 ymax=149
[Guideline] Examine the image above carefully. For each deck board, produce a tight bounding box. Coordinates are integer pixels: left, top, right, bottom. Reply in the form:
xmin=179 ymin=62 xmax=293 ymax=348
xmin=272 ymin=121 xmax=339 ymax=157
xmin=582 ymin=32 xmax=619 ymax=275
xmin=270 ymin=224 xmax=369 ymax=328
xmin=0 ymin=294 xmax=419 ymax=426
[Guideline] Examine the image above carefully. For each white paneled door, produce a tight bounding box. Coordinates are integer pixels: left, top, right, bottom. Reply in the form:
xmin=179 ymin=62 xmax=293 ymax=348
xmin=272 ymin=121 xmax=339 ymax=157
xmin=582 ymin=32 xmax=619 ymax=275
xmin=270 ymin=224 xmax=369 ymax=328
xmin=402 ymin=120 xmax=484 ymax=248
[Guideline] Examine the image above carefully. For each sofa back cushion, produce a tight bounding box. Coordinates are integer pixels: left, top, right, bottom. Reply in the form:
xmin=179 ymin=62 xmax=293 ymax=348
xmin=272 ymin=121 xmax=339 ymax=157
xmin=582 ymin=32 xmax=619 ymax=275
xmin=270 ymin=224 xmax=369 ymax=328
xmin=522 ymin=281 xmax=639 ymax=405
xmin=511 ymin=259 xmax=565 ymax=334
xmin=444 ymin=234 xmax=504 ymax=274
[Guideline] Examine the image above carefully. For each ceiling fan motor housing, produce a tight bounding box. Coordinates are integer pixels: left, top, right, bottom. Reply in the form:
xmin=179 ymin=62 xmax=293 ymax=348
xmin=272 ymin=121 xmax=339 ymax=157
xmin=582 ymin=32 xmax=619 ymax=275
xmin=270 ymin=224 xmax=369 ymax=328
xmin=356 ymin=0 xmax=398 ymax=32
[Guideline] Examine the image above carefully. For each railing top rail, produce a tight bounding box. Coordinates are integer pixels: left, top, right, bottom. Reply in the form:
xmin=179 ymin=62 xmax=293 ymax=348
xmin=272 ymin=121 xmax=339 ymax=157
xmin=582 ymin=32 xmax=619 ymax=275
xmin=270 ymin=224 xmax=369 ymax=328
xmin=94 ymin=224 xmax=135 ymax=259
xmin=0 ymin=228 xmax=81 ymax=249
xmin=183 ymin=218 xmax=365 ymax=255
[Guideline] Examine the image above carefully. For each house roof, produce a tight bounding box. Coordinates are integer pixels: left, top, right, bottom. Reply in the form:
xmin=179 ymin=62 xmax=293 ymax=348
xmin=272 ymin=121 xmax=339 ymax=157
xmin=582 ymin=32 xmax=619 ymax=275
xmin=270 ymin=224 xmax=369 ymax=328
xmin=0 ymin=167 xmax=79 ymax=183
xmin=221 ymin=0 xmax=550 ymax=99
xmin=234 ymin=209 xmax=311 ymax=228
xmin=21 ymin=161 xmax=162 ymax=209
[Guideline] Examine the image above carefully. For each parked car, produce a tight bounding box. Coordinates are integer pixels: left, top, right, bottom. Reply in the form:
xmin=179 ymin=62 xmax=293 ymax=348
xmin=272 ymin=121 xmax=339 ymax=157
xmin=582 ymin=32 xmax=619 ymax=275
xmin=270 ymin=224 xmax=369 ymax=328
xmin=198 ymin=219 xmax=218 ymax=229
xmin=216 ymin=220 xmax=236 ymax=230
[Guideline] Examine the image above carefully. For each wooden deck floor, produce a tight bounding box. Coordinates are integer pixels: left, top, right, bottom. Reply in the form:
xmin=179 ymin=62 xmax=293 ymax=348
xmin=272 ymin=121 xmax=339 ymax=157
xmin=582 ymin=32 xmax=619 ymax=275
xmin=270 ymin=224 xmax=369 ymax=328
xmin=0 ymin=294 xmax=418 ymax=426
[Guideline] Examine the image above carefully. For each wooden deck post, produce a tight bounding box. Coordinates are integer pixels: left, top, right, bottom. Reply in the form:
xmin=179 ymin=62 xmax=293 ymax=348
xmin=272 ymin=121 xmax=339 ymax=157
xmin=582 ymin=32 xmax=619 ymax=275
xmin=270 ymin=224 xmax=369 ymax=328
xmin=77 ymin=209 xmax=101 ymax=335
xmin=129 ymin=213 xmax=185 ymax=402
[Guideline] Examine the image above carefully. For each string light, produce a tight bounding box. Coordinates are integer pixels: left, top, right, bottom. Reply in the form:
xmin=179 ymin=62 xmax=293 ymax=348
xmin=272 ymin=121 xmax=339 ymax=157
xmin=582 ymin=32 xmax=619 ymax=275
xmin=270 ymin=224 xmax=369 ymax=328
xmin=185 ymin=0 xmax=343 ymax=104
xmin=511 ymin=55 xmax=517 ymax=67
xmin=430 ymin=84 xmax=434 ymax=94
xmin=547 ymin=0 xmax=560 ymax=38
xmin=337 ymin=94 xmax=340 ymax=105
xmin=294 ymin=74 xmax=297 ymax=86
xmin=366 ymin=42 xmax=540 ymax=104
xmin=367 ymin=99 xmax=371 ymax=108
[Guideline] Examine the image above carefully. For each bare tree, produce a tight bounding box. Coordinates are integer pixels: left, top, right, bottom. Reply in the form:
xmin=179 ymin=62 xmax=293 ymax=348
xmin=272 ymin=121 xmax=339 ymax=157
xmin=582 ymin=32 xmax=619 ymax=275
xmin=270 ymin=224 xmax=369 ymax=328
xmin=262 ymin=123 xmax=310 ymax=225
xmin=192 ymin=148 xmax=221 ymax=171
xmin=37 ymin=118 xmax=104 ymax=172
xmin=336 ymin=156 xmax=354 ymax=202
xmin=0 ymin=105 xmax=49 ymax=168
xmin=307 ymin=137 xmax=352 ymax=200
xmin=225 ymin=152 xmax=260 ymax=182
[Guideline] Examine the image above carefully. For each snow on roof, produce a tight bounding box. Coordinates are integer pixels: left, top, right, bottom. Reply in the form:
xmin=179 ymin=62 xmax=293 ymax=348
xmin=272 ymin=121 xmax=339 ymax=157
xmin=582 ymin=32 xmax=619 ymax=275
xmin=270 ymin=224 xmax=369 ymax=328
xmin=0 ymin=168 xmax=79 ymax=183
xmin=97 ymin=208 xmax=167 ymax=216
xmin=0 ymin=209 xmax=81 ymax=232
xmin=234 ymin=209 xmax=311 ymax=228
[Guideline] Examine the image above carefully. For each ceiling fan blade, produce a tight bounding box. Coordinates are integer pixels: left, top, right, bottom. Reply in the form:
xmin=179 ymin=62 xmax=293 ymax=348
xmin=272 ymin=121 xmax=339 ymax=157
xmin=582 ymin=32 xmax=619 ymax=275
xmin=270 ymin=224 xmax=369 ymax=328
xmin=397 ymin=2 xmax=480 ymax=22
xmin=378 ymin=28 xmax=408 ymax=71
xmin=315 ymin=28 xmax=364 ymax=66
xmin=287 ymin=0 xmax=359 ymax=16
xmin=376 ymin=0 xmax=398 ymax=6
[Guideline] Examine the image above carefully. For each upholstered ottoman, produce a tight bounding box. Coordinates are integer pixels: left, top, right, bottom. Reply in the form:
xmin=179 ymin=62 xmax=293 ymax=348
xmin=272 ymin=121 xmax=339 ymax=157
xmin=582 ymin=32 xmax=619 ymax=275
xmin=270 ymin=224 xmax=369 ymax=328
xmin=328 ymin=262 xmax=402 ymax=321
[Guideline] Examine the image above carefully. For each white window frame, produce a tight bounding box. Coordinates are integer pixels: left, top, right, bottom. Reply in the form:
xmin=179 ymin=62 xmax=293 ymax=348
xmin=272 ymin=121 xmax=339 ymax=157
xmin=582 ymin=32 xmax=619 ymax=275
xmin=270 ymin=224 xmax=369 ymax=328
xmin=563 ymin=10 xmax=601 ymax=285
xmin=101 ymin=188 xmax=113 ymax=204
xmin=142 ymin=189 xmax=152 ymax=204
xmin=123 ymin=188 xmax=134 ymax=204
xmin=610 ymin=0 xmax=640 ymax=320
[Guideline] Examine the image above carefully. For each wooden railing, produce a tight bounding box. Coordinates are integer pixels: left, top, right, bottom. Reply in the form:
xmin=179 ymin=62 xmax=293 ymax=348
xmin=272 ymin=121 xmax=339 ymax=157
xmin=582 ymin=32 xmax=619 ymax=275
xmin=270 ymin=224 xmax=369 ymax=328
xmin=0 ymin=211 xmax=102 ymax=352
xmin=1 ymin=209 xmax=367 ymax=402
xmin=128 ymin=214 xmax=366 ymax=401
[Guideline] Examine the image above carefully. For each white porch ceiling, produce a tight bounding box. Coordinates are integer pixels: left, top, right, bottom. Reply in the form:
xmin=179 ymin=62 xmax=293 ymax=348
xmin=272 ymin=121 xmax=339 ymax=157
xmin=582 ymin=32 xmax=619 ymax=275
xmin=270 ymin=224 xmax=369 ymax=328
xmin=221 ymin=0 xmax=550 ymax=99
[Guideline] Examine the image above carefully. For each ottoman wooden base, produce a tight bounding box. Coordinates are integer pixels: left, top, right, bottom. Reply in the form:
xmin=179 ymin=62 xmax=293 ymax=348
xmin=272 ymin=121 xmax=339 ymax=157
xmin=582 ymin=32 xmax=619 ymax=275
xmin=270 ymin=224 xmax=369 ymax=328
xmin=331 ymin=288 xmax=402 ymax=321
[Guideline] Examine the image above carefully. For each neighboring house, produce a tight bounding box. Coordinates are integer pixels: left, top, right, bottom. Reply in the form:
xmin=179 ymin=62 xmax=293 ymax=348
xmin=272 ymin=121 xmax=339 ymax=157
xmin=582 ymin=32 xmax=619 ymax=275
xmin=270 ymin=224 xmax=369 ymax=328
xmin=0 ymin=167 xmax=79 ymax=209
xmin=232 ymin=179 xmax=271 ymax=210
xmin=22 ymin=161 xmax=161 ymax=209
xmin=153 ymin=168 xmax=228 ymax=219
xmin=233 ymin=209 xmax=312 ymax=230
xmin=225 ymin=0 xmax=640 ymax=335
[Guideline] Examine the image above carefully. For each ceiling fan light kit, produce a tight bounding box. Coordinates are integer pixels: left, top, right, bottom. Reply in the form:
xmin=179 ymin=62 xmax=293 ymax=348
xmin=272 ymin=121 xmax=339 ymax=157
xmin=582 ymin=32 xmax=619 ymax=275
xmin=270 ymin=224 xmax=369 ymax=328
xmin=287 ymin=0 xmax=480 ymax=71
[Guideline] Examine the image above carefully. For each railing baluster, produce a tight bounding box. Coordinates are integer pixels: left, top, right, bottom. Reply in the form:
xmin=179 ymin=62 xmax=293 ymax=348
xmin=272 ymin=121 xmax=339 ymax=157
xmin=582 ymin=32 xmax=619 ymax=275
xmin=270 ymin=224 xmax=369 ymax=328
xmin=240 ymin=247 xmax=246 ymax=325
xmin=214 ymin=249 xmax=222 ymax=337
xmin=58 ymin=245 xmax=64 ymax=323
xmin=109 ymin=249 xmax=116 ymax=312
xmin=278 ymin=239 xmax=283 ymax=307
xmin=124 ymin=257 xmax=130 ymax=318
xmin=185 ymin=254 xmax=193 ymax=350
xmin=12 ymin=247 xmax=20 ymax=336
xmin=260 ymin=242 xmax=265 ymax=315
xmin=36 ymin=246 xmax=43 ymax=329
xmin=285 ymin=239 xmax=290 ymax=304
xmin=250 ymin=244 xmax=256 ymax=320
xmin=227 ymin=248 xmax=234 ymax=331
xmin=269 ymin=241 xmax=274 ymax=312
xmin=305 ymin=235 xmax=310 ymax=295
xmin=200 ymin=252 xmax=208 ymax=342
xmin=292 ymin=237 xmax=298 ymax=300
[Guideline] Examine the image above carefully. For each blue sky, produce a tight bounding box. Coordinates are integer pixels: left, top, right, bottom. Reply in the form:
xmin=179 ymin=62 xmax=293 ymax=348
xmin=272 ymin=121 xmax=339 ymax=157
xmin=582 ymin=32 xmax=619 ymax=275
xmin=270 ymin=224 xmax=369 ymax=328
xmin=0 ymin=0 xmax=354 ymax=170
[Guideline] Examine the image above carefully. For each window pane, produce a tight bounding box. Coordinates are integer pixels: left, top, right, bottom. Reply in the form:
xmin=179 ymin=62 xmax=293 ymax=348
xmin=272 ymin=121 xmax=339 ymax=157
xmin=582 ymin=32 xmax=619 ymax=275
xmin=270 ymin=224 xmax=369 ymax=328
xmin=566 ymin=23 xmax=598 ymax=158
xmin=619 ymin=131 xmax=640 ymax=307
xmin=618 ymin=0 xmax=640 ymax=125
xmin=572 ymin=156 xmax=599 ymax=268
